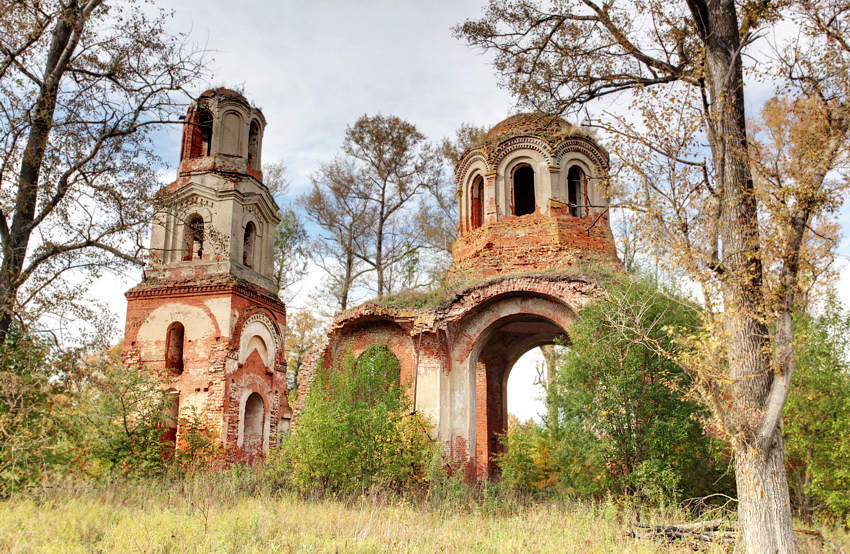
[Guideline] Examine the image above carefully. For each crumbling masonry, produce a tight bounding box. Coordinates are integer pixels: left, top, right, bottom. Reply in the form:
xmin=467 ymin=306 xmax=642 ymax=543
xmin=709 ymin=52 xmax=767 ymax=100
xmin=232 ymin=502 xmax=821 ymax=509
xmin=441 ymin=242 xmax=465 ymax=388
xmin=121 ymin=94 xmax=622 ymax=472
xmin=296 ymin=113 xmax=622 ymax=479
xmin=122 ymin=89 xmax=290 ymax=461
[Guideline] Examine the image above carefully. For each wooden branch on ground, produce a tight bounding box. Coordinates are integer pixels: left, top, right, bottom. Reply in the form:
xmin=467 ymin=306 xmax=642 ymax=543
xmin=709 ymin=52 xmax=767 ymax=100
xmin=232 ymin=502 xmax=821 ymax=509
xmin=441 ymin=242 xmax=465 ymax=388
xmin=629 ymin=518 xmax=735 ymax=544
xmin=630 ymin=520 xmax=841 ymax=550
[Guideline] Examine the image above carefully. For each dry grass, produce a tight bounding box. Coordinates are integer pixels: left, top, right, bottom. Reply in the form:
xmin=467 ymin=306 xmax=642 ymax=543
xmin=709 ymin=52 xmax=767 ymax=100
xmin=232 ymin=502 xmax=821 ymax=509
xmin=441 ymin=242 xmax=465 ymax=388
xmin=0 ymin=484 xmax=844 ymax=553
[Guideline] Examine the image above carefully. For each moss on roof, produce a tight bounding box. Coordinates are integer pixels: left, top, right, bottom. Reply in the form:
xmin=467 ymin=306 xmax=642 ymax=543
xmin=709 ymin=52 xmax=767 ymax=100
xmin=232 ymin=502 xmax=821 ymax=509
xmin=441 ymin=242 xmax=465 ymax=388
xmin=346 ymin=264 xmax=618 ymax=314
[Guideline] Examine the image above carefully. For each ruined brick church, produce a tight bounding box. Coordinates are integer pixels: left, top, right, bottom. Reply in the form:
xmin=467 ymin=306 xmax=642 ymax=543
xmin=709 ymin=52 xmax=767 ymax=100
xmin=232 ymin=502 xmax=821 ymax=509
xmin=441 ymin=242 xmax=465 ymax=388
xmin=122 ymin=89 xmax=621 ymax=472
xmin=122 ymin=89 xmax=289 ymax=460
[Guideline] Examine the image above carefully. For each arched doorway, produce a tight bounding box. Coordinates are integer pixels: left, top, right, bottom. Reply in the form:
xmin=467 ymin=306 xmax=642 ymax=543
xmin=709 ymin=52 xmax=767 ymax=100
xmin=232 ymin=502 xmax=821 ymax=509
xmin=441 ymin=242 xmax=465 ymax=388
xmin=468 ymin=310 xmax=570 ymax=478
xmin=242 ymin=392 xmax=265 ymax=456
xmin=354 ymin=344 xmax=401 ymax=403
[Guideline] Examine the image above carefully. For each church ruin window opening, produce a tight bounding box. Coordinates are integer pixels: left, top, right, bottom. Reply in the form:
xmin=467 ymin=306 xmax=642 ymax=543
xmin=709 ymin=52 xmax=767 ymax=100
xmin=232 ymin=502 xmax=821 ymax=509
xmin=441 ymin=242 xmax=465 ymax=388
xmin=513 ymin=165 xmax=535 ymax=216
xmin=248 ymin=121 xmax=260 ymax=169
xmin=189 ymin=108 xmax=213 ymax=158
xmin=470 ymin=175 xmax=484 ymax=230
xmin=242 ymin=392 xmax=265 ymax=456
xmin=567 ymin=166 xmax=584 ymax=217
xmin=243 ymin=221 xmax=256 ymax=268
xmin=165 ymin=322 xmax=185 ymax=374
xmin=184 ymin=215 xmax=204 ymax=261
xmin=355 ymin=345 xmax=401 ymax=404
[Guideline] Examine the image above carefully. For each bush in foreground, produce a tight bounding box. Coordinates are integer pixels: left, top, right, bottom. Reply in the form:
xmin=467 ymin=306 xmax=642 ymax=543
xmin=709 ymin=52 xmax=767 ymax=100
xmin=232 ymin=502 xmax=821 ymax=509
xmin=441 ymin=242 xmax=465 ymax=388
xmin=270 ymin=345 xmax=437 ymax=495
xmin=499 ymin=277 xmax=734 ymax=505
xmin=784 ymin=295 xmax=850 ymax=524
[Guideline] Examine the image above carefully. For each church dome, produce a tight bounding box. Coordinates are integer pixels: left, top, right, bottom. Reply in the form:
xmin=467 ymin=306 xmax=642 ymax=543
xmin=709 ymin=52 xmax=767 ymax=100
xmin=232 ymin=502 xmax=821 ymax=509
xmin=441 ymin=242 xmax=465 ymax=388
xmin=483 ymin=112 xmax=582 ymax=143
xmin=199 ymin=87 xmax=251 ymax=107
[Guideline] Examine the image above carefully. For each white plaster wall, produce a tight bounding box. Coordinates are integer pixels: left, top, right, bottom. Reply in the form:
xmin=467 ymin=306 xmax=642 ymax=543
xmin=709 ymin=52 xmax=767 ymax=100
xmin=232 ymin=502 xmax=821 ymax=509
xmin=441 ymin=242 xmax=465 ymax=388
xmin=204 ymin=297 xmax=233 ymax=338
xmin=413 ymin=359 xmax=440 ymax=438
xmin=237 ymin=317 xmax=278 ymax=367
xmin=137 ymin=302 xmax=218 ymax=353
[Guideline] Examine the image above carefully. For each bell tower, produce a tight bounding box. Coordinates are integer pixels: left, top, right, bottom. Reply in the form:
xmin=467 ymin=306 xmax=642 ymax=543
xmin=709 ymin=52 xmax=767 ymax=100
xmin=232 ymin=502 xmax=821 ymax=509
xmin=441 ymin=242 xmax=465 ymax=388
xmin=445 ymin=113 xmax=620 ymax=283
xmin=123 ymin=88 xmax=289 ymax=462
xmin=147 ymin=88 xmax=278 ymax=291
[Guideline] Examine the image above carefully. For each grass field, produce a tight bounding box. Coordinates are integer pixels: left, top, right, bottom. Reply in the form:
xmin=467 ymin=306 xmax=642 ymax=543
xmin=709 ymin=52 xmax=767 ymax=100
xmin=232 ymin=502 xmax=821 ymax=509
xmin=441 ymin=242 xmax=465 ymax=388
xmin=0 ymin=481 xmax=846 ymax=553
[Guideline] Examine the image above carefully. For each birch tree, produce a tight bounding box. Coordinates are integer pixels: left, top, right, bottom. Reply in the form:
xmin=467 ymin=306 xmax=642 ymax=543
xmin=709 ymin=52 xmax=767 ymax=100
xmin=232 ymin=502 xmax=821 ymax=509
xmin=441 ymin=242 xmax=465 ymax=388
xmin=344 ymin=114 xmax=441 ymax=296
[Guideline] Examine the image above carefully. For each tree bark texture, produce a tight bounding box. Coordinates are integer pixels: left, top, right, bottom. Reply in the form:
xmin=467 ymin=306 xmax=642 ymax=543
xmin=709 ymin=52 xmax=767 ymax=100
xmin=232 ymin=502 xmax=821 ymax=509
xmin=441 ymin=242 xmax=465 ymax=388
xmin=696 ymin=0 xmax=796 ymax=550
xmin=735 ymin=431 xmax=796 ymax=552
xmin=0 ymin=3 xmax=82 ymax=340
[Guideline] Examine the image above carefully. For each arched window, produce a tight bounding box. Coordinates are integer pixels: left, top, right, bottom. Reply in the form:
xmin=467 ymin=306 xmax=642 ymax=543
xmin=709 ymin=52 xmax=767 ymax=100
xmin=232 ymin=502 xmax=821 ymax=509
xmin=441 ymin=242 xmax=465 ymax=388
xmin=183 ymin=215 xmax=204 ymax=261
xmin=567 ymin=166 xmax=584 ymax=217
xmin=242 ymin=392 xmax=265 ymax=455
xmin=513 ymin=165 xmax=535 ymax=216
xmin=165 ymin=322 xmax=184 ymax=374
xmin=242 ymin=221 xmax=256 ymax=268
xmin=248 ymin=121 xmax=260 ymax=169
xmin=220 ymin=112 xmax=241 ymax=155
xmin=355 ymin=345 xmax=401 ymax=403
xmin=246 ymin=334 xmax=267 ymax=361
xmin=186 ymin=108 xmax=213 ymax=159
xmin=470 ymin=175 xmax=484 ymax=230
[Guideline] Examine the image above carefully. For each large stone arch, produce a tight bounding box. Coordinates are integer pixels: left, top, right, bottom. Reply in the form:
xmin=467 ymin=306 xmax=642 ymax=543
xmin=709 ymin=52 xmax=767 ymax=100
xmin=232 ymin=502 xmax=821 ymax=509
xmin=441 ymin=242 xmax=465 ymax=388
xmin=326 ymin=318 xmax=418 ymax=396
xmin=442 ymin=288 xmax=579 ymax=478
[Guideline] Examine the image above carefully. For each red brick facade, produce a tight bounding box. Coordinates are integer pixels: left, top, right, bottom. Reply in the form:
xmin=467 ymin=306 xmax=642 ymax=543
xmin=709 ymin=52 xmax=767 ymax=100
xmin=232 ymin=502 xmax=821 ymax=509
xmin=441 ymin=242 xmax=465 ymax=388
xmin=122 ymin=89 xmax=287 ymax=462
xmin=296 ymin=113 xmax=623 ymax=479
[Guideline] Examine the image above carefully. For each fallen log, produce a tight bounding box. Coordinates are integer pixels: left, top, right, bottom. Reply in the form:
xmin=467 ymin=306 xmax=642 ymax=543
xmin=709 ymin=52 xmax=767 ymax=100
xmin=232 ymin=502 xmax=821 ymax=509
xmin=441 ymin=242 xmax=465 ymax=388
xmin=633 ymin=518 xmax=725 ymax=532
xmin=630 ymin=519 xmax=736 ymax=544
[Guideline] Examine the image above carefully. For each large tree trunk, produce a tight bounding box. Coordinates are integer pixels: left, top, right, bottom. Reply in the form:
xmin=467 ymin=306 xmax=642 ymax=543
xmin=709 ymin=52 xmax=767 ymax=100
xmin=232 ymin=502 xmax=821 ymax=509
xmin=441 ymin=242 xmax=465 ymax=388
xmin=697 ymin=0 xmax=796 ymax=550
xmin=0 ymin=4 xmax=79 ymax=341
xmin=735 ymin=430 xmax=796 ymax=552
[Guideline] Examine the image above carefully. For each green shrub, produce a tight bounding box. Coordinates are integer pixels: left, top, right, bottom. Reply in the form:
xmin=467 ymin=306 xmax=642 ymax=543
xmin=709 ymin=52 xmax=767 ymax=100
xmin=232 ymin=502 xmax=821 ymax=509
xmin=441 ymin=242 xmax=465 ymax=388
xmin=75 ymin=353 xmax=178 ymax=478
xmin=784 ymin=294 xmax=850 ymax=524
xmin=174 ymin=407 xmax=221 ymax=474
xmin=271 ymin=345 xmax=437 ymax=495
xmin=499 ymin=276 xmax=733 ymax=505
xmin=498 ymin=416 xmax=608 ymax=498
xmin=0 ymin=330 xmax=75 ymax=496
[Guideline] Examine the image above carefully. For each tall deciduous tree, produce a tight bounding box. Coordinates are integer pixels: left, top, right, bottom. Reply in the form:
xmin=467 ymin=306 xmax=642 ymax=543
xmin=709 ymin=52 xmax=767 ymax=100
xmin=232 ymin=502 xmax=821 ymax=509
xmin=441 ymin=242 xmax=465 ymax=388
xmin=272 ymin=208 xmax=309 ymax=303
xmin=457 ymin=2 xmax=850 ymax=551
xmin=415 ymin=123 xmax=488 ymax=279
xmin=262 ymin=161 xmax=310 ymax=303
xmin=344 ymin=114 xmax=441 ymax=296
xmin=301 ymin=158 xmax=373 ymax=311
xmin=284 ymin=309 xmax=323 ymax=399
xmin=0 ymin=0 xmax=205 ymax=341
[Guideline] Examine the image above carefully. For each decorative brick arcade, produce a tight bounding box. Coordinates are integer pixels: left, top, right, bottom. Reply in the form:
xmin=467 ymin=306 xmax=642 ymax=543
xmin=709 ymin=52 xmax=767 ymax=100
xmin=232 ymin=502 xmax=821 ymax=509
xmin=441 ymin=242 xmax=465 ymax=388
xmin=122 ymin=89 xmax=289 ymax=462
xmin=297 ymin=113 xmax=623 ymax=479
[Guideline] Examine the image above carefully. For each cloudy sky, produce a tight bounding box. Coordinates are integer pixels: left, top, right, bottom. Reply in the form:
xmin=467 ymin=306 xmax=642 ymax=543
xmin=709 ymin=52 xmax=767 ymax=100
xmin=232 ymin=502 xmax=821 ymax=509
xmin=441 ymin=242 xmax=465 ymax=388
xmin=97 ymin=0 xmax=850 ymax=422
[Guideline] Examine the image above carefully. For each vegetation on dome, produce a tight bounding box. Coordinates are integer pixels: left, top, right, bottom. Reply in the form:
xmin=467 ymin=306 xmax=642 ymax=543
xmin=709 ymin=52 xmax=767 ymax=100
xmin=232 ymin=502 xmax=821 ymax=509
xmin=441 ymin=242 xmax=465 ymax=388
xmin=348 ymin=264 xmax=618 ymax=313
